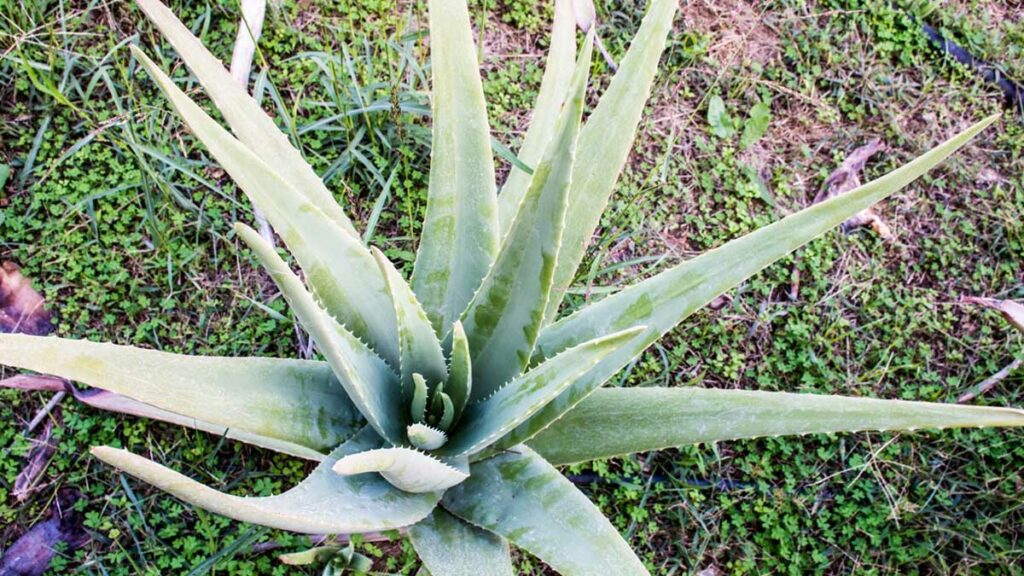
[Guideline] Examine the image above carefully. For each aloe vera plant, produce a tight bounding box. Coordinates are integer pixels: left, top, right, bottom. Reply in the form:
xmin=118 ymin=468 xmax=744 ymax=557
xmin=2 ymin=0 xmax=1022 ymax=573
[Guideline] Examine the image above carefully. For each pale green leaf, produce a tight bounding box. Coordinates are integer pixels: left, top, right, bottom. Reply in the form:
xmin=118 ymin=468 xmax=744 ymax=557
xmin=130 ymin=46 xmax=399 ymax=368
xmin=446 ymin=321 xmax=473 ymax=420
xmin=411 ymin=0 xmax=499 ymax=337
xmin=0 ymin=334 xmax=360 ymax=459
xmin=372 ymin=247 xmax=447 ymax=396
xmin=529 ymin=387 xmax=1024 ymax=465
xmin=332 ymin=447 xmax=468 ymax=493
xmin=412 ymin=372 xmax=429 ymax=423
xmin=544 ymin=0 xmax=679 ymax=325
xmin=437 ymin=327 xmax=643 ymax=458
xmin=496 ymin=0 xmax=577 ymax=236
xmin=461 ymin=33 xmax=594 ymax=396
xmin=409 ymin=509 xmax=514 ymax=576
xmin=279 ymin=546 xmax=342 ymax=566
xmin=237 ymin=224 xmax=405 ymax=445
xmin=133 ymin=0 xmax=359 ymax=237
xmin=92 ymin=427 xmax=439 ymax=533
xmin=523 ymin=115 xmax=998 ymax=448
xmin=443 ymin=446 xmax=647 ymax=576
xmin=739 ymin=100 xmax=771 ymax=149
xmin=707 ymin=95 xmax=736 ymax=138
xmin=408 ymin=423 xmax=447 ymax=451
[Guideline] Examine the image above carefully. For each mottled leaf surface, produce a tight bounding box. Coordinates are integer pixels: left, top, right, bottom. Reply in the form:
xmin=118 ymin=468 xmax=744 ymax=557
xmin=412 ymin=0 xmax=499 ymax=336
xmin=409 ymin=509 xmax=514 ymax=576
xmin=462 ymin=34 xmax=593 ymax=396
xmin=529 ymin=387 xmax=1024 ymax=465
xmin=443 ymin=446 xmax=647 ymax=575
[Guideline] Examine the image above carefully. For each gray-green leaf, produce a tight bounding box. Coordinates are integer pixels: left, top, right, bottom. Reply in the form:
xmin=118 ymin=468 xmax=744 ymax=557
xmin=496 ymin=0 xmax=577 ymax=236
xmin=544 ymin=0 xmax=679 ymax=325
xmin=412 ymin=0 xmax=500 ymax=337
xmin=0 ymin=334 xmax=361 ymax=459
xmin=443 ymin=446 xmax=647 ymax=576
xmin=461 ymin=32 xmax=594 ymax=397
xmin=92 ymin=427 xmax=439 ymax=533
xmin=529 ymin=387 xmax=1024 ymax=465
xmin=438 ymin=327 xmax=643 ymax=458
xmin=131 ymin=46 xmax=400 ymax=367
xmin=525 ymin=115 xmax=998 ymax=449
xmin=237 ymin=224 xmax=405 ymax=445
xmin=409 ymin=509 xmax=514 ymax=576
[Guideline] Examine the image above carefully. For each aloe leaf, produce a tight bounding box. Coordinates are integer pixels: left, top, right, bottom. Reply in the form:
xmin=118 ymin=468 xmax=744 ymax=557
xmin=446 ymin=321 xmax=472 ymax=420
xmin=544 ymin=0 xmax=678 ymax=324
xmin=0 ymin=335 xmax=360 ymax=458
xmin=408 ymin=423 xmax=447 ymax=451
xmin=372 ymin=247 xmax=447 ymax=395
xmin=237 ymin=224 xmax=405 ymax=445
xmin=529 ymin=387 xmax=1024 ymax=465
xmin=409 ymin=509 xmax=514 ymax=576
xmin=92 ymin=427 xmax=439 ymax=533
xmin=133 ymin=0 xmax=359 ymax=238
xmin=278 ymin=546 xmax=342 ymax=565
xmin=411 ymin=0 xmax=500 ymax=337
xmin=333 ymin=447 xmax=469 ymax=493
xmin=412 ymin=373 xmax=429 ymax=423
xmin=517 ymin=115 xmax=999 ymax=448
xmin=496 ymin=0 xmax=577 ymax=237
xmin=437 ymin=327 xmax=643 ymax=458
xmin=131 ymin=46 xmax=399 ymax=368
xmin=461 ymin=34 xmax=594 ymax=396
xmin=443 ymin=446 xmax=647 ymax=575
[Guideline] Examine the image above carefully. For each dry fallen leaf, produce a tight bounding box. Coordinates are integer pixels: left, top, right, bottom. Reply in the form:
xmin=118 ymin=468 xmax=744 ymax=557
xmin=0 ymin=488 xmax=89 ymax=576
xmin=0 ymin=262 xmax=54 ymax=335
xmin=812 ymin=139 xmax=894 ymax=241
xmin=12 ymin=416 xmax=58 ymax=502
xmin=962 ymin=296 xmax=1024 ymax=335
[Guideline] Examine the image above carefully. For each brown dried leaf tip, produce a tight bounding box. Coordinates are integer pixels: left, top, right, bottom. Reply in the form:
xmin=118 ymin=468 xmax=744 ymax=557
xmin=962 ymin=296 xmax=1024 ymax=335
xmin=813 ymin=140 xmax=894 ymax=240
xmin=0 ymin=262 xmax=54 ymax=336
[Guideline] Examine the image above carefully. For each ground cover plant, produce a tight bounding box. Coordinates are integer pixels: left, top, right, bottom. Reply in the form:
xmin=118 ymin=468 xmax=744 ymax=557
xmin=2 ymin=0 xmax=1024 ymax=569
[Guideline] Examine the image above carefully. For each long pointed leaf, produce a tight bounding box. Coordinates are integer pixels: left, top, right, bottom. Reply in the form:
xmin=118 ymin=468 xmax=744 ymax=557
xmin=237 ymin=224 xmax=405 ymax=445
xmin=333 ymin=447 xmax=468 ymax=493
xmin=411 ymin=0 xmax=500 ymax=337
xmin=0 ymin=335 xmax=360 ymax=458
xmin=518 ymin=115 xmax=999 ymax=448
xmin=92 ymin=427 xmax=438 ymax=533
xmin=529 ymin=387 xmax=1024 ymax=465
xmin=437 ymin=327 xmax=643 ymax=458
xmin=443 ymin=446 xmax=647 ymax=576
xmin=131 ymin=46 xmax=400 ymax=368
xmin=544 ymin=0 xmax=679 ymax=324
xmin=409 ymin=509 xmax=514 ymax=576
xmin=496 ymin=0 xmax=577 ymax=236
xmin=462 ymin=33 xmax=594 ymax=396
xmin=446 ymin=320 xmax=472 ymax=421
xmin=372 ymin=247 xmax=447 ymax=398
xmin=133 ymin=0 xmax=359 ymax=237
